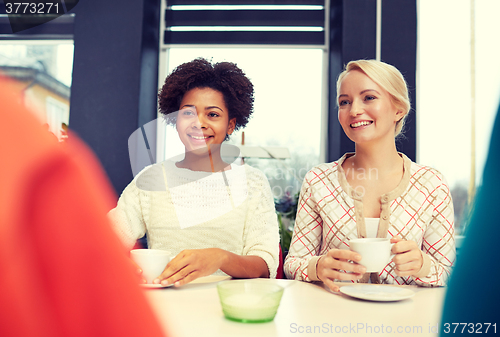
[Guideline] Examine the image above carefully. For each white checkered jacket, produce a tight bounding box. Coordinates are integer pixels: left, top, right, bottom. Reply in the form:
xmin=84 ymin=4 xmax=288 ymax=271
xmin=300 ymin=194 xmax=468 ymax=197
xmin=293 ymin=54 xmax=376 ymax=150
xmin=284 ymin=153 xmax=455 ymax=287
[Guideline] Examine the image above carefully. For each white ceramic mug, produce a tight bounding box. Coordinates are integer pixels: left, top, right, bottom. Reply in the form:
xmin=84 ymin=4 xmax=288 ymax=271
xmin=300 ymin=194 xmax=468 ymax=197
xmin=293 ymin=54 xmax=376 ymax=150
xmin=130 ymin=249 xmax=172 ymax=283
xmin=349 ymin=238 xmax=395 ymax=273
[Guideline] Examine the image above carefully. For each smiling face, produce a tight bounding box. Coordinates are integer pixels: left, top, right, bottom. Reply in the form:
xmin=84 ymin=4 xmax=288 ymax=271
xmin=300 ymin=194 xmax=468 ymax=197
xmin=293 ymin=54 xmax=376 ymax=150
xmin=176 ymin=87 xmax=236 ymax=155
xmin=337 ymin=70 xmax=405 ymax=145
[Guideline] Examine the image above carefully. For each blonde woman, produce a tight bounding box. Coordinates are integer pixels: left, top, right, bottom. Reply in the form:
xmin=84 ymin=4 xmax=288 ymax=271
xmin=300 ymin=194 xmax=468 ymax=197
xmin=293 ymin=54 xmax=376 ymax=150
xmin=284 ymin=60 xmax=455 ymax=292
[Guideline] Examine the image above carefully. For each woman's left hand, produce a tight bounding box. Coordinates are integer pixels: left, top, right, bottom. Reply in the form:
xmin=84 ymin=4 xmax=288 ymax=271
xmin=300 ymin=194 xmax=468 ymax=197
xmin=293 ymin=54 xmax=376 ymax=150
xmin=154 ymin=248 xmax=226 ymax=287
xmin=390 ymin=236 xmax=423 ymax=277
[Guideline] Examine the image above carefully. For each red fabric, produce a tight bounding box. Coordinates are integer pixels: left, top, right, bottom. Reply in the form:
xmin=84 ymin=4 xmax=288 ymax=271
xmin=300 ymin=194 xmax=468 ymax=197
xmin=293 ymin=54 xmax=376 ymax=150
xmin=276 ymin=245 xmax=284 ymax=279
xmin=0 ymin=76 xmax=167 ymax=337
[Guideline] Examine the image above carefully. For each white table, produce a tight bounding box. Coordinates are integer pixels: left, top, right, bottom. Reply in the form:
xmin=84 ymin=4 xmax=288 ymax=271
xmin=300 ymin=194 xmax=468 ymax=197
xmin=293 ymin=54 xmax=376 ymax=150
xmin=143 ymin=276 xmax=446 ymax=337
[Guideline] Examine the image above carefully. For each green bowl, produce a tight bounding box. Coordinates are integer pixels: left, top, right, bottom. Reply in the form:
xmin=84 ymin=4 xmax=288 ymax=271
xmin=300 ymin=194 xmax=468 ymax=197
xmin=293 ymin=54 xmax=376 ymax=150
xmin=217 ymin=280 xmax=284 ymax=323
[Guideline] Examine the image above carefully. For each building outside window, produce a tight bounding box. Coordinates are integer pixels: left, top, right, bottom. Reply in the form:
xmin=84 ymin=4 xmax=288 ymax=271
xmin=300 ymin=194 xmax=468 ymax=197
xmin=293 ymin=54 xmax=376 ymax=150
xmin=0 ymin=42 xmax=74 ymax=141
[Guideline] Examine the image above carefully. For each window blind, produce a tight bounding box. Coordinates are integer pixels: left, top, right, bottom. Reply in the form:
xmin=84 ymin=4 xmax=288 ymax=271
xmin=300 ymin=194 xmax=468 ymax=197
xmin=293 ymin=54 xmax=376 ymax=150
xmin=164 ymin=0 xmax=326 ymax=45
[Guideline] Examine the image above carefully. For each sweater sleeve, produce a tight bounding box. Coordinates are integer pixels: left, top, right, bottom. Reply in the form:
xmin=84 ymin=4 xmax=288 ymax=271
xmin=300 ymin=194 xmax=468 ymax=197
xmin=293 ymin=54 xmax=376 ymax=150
xmin=241 ymin=168 xmax=280 ymax=279
xmin=107 ymin=176 xmax=148 ymax=250
xmin=412 ymin=178 xmax=456 ymax=286
xmin=284 ymin=171 xmax=324 ymax=281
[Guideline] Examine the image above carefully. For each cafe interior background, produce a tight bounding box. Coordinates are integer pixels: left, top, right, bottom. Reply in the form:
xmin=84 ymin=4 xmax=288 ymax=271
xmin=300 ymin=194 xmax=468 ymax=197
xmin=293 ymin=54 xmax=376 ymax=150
xmin=1 ymin=0 xmax=499 ymax=255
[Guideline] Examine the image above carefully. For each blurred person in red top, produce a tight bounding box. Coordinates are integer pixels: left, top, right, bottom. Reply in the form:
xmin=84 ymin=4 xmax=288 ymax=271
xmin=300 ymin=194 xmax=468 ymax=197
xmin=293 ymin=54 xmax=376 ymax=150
xmin=0 ymin=75 xmax=167 ymax=337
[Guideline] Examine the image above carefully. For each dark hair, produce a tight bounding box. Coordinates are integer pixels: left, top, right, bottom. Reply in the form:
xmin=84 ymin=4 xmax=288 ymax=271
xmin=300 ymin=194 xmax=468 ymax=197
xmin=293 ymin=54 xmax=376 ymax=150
xmin=158 ymin=58 xmax=254 ymax=132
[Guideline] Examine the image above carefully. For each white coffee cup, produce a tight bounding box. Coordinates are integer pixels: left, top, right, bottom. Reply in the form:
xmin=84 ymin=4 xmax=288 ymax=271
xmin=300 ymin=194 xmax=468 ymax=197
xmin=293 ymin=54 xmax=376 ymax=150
xmin=349 ymin=238 xmax=395 ymax=273
xmin=130 ymin=249 xmax=172 ymax=283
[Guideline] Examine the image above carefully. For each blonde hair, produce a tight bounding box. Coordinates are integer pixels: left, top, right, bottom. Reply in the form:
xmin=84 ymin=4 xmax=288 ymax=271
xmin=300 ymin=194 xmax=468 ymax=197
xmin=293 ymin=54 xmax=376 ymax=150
xmin=336 ymin=59 xmax=411 ymax=137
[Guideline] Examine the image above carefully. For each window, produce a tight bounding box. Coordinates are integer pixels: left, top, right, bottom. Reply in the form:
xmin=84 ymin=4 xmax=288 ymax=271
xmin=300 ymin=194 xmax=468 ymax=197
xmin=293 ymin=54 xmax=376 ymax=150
xmin=1 ymin=9 xmax=74 ymax=140
xmin=157 ymin=1 xmax=329 ymax=200
xmin=417 ymin=0 xmax=500 ymax=235
xmin=158 ymin=47 xmax=326 ymax=199
xmin=0 ymin=41 xmax=74 ymax=140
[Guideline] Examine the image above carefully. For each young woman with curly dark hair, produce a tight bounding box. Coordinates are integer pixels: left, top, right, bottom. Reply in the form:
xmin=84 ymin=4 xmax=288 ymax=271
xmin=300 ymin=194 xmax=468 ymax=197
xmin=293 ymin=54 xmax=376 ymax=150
xmin=109 ymin=58 xmax=280 ymax=286
xmin=159 ymin=57 xmax=253 ymax=133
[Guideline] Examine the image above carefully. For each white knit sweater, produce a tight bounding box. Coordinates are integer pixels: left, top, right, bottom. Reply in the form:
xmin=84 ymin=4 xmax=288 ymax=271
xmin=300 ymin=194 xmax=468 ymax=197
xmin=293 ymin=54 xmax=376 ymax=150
xmin=108 ymin=160 xmax=279 ymax=278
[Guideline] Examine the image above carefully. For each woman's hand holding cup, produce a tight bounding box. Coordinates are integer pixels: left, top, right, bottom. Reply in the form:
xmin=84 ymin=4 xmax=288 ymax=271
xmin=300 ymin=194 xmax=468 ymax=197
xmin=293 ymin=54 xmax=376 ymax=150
xmin=317 ymin=249 xmax=366 ymax=293
xmin=349 ymin=238 xmax=395 ymax=273
xmin=154 ymin=248 xmax=225 ymax=287
xmin=347 ymin=237 xmax=424 ymax=279
xmin=130 ymin=249 xmax=172 ymax=284
xmin=390 ymin=236 xmax=423 ymax=277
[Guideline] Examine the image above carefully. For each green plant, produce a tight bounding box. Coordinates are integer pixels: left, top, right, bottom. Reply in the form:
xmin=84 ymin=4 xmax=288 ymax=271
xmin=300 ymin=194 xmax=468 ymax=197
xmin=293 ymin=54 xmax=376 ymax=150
xmin=275 ymin=192 xmax=299 ymax=255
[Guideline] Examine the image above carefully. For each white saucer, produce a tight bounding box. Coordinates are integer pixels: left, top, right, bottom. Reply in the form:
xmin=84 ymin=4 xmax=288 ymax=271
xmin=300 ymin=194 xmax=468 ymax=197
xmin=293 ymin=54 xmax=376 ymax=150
xmin=340 ymin=284 xmax=414 ymax=302
xmin=140 ymin=283 xmax=174 ymax=289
